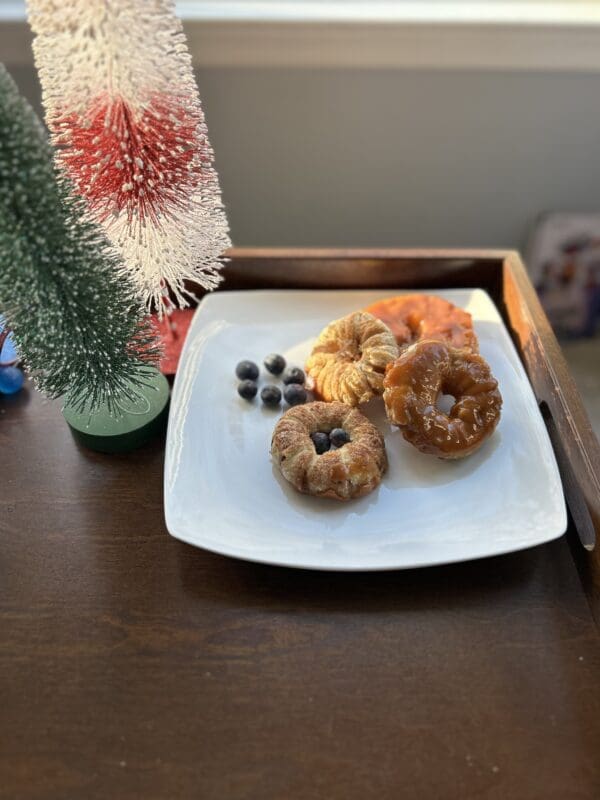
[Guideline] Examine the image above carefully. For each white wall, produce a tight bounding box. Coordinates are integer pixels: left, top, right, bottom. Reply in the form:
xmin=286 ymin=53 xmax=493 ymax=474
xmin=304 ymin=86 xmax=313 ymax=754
xmin=8 ymin=64 xmax=600 ymax=250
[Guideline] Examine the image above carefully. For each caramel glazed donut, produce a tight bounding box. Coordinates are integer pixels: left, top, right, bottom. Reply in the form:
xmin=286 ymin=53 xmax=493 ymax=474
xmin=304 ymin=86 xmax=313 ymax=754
xmin=305 ymin=311 xmax=399 ymax=406
xmin=383 ymin=340 xmax=502 ymax=459
xmin=365 ymin=294 xmax=479 ymax=353
xmin=271 ymin=401 xmax=387 ymax=500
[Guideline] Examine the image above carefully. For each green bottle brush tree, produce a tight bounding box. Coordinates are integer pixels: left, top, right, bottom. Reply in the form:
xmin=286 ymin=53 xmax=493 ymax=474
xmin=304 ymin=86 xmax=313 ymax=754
xmin=0 ymin=64 xmax=168 ymax=452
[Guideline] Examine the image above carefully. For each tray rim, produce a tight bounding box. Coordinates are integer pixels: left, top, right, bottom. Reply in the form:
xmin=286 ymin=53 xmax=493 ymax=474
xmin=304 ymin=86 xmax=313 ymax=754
xmin=197 ymin=248 xmax=599 ymax=624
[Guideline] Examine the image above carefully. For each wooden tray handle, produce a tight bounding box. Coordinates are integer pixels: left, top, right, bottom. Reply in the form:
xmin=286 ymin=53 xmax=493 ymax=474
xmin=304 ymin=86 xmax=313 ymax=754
xmin=504 ymin=253 xmax=600 ymax=617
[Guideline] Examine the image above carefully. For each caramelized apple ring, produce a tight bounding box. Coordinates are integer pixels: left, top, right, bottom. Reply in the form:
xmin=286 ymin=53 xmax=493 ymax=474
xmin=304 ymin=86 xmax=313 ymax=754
xmin=383 ymin=340 xmax=502 ymax=459
xmin=305 ymin=311 xmax=399 ymax=406
xmin=271 ymin=401 xmax=387 ymax=500
xmin=365 ymin=294 xmax=478 ymax=352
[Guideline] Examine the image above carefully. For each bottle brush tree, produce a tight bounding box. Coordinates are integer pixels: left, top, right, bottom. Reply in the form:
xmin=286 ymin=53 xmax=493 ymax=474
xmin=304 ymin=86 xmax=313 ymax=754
xmin=0 ymin=64 xmax=159 ymax=414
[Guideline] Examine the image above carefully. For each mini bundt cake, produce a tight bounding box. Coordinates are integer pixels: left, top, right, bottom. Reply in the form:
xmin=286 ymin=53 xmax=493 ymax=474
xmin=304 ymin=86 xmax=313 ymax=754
xmin=271 ymin=401 xmax=387 ymax=500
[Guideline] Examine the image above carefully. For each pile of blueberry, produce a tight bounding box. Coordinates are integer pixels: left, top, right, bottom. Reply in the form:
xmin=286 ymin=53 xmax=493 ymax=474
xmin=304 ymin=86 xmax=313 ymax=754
xmin=236 ymin=354 xmax=308 ymax=408
xmin=310 ymin=428 xmax=350 ymax=455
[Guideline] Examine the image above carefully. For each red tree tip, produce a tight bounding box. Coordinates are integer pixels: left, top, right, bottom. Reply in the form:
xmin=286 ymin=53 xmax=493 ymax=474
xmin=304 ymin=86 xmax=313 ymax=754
xmin=55 ymin=93 xmax=205 ymax=229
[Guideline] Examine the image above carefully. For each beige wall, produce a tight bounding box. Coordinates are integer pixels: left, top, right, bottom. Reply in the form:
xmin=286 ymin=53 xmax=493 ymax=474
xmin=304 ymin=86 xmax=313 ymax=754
xmin=8 ymin=64 xmax=600 ymax=251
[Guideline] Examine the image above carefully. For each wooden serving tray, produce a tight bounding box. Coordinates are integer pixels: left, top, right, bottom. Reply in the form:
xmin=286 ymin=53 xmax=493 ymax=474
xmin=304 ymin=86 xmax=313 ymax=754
xmin=2 ymin=248 xmax=599 ymax=800
xmin=222 ymin=248 xmax=600 ymax=621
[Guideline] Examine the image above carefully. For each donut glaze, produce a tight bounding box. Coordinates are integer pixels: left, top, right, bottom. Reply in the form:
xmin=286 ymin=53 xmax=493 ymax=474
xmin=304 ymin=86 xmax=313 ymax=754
xmin=383 ymin=340 xmax=502 ymax=459
xmin=305 ymin=311 xmax=398 ymax=406
xmin=365 ymin=294 xmax=478 ymax=352
xmin=271 ymin=401 xmax=387 ymax=500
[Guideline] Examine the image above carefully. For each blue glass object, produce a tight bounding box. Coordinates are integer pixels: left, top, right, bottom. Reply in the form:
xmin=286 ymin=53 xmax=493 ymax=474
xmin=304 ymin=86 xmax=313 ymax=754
xmin=0 ymin=315 xmax=18 ymax=365
xmin=0 ymin=365 xmax=25 ymax=395
xmin=0 ymin=334 xmax=17 ymax=365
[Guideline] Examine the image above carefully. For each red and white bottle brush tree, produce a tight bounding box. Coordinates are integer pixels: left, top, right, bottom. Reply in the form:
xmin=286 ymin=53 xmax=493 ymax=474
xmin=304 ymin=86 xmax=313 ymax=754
xmin=27 ymin=0 xmax=231 ymax=370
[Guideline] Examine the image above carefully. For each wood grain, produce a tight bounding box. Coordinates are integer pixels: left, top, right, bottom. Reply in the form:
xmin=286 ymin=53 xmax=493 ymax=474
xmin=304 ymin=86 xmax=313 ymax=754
xmin=217 ymin=247 xmax=505 ymax=294
xmin=1 ymin=250 xmax=599 ymax=800
xmin=501 ymin=252 xmax=600 ymax=622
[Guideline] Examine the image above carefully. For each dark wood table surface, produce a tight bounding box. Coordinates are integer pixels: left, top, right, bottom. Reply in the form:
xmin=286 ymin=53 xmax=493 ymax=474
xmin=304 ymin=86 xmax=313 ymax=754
xmin=2 ymin=383 xmax=600 ymax=800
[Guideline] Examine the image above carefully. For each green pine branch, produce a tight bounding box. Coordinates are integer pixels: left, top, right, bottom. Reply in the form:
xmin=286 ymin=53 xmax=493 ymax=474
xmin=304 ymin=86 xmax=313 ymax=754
xmin=0 ymin=64 xmax=159 ymax=413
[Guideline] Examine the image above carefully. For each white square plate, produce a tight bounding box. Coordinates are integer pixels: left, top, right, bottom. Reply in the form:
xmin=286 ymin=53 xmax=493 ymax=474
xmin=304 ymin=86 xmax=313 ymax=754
xmin=164 ymin=289 xmax=566 ymax=570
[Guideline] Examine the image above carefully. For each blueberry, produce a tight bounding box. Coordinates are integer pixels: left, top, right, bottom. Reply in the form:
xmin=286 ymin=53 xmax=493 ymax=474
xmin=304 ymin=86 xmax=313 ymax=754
xmin=261 ymin=385 xmax=282 ymax=407
xmin=311 ymin=432 xmax=330 ymax=455
xmin=264 ymin=353 xmax=286 ymax=376
xmin=329 ymin=428 xmax=350 ymax=448
xmin=283 ymin=367 xmax=305 ymax=385
xmin=235 ymin=360 xmax=259 ymax=380
xmin=283 ymin=383 xmax=307 ymax=406
xmin=237 ymin=379 xmax=258 ymax=400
